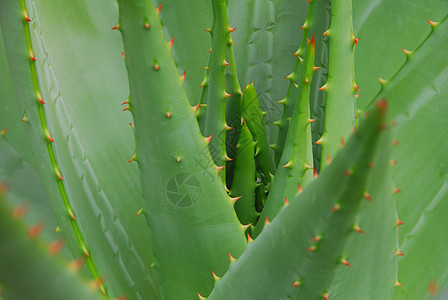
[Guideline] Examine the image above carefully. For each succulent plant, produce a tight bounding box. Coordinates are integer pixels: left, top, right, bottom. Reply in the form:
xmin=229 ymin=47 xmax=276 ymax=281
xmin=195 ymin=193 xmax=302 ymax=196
xmin=0 ymin=0 xmax=447 ymax=299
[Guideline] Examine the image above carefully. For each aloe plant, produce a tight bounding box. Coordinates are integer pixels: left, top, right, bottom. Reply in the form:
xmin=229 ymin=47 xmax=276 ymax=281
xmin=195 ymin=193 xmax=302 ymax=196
xmin=0 ymin=0 xmax=447 ymax=299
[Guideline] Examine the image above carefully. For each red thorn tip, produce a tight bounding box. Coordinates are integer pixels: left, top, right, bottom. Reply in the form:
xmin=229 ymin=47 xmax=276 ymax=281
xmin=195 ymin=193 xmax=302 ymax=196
xmin=229 ymin=26 xmax=236 ymax=32
xmin=128 ymin=154 xmax=136 ymax=163
xmin=313 ymin=66 xmax=322 ymax=71
xmin=157 ymin=4 xmax=162 ymax=13
xmin=24 ymin=12 xmax=31 ymax=22
xmin=284 ymin=197 xmax=289 ymax=206
xmin=394 ymin=188 xmax=401 ymax=194
xmin=212 ymin=271 xmax=220 ymax=280
xmin=122 ymin=99 xmax=129 ymax=105
xmin=144 ymin=23 xmax=150 ymax=29
xmin=135 ymin=208 xmax=143 ymax=216
xmin=209 ymin=48 xmax=212 ymax=53
xmin=176 ymin=157 xmax=181 ymax=163
xmin=247 ymin=233 xmax=254 ymax=242
xmin=298 ymin=183 xmax=303 ymax=193
xmin=318 ymin=84 xmax=327 ymax=91
xmin=308 ymin=245 xmax=316 ymax=252
xmin=323 ymin=292 xmax=329 ymax=300
xmin=340 ymin=137 xmax=345 ymax=147
xmin=354 ymin=224 xmax=364 ymax=234
xmin=121 ymin=52 xmax=125 ymax=58
xmin=312 ymin=235 xmax=321 ymax=242
xmin=13 ymin=204 xmax=28 ymax=218
xmin=21 ymin=115 xmax=28 ymax=122
xmin=332 ymin=204 xmax=340 ymax=212
xmin=129 ymin=123 xmax=134 ymax=128
xmin=429 ymin=282 xmax=438 ymax=295
xmin=122 ymin=105 xmax=130 ymax=112
xmin=1 ymin=128 xmax=7 ymax=136
xmin=344 ymin=170 xmax=352 ymax=176
xmin=169 ymin=38 xmax=175 ymax=48
xmin=30 ymin=52 xmax=37 ymax=61
xmin=38 ymin=95 xmax=45 ymax=104
xmin=111 ymin=24 xmax=119 ymax=30
xmin=310 ymin=33 xmax=315 ymax=46
xmin=394 ymin=280 xmax=402 ymax=287
xmin=28 ymin=223 xmax=44 ymax=237
xmin=166 ymin=112 xmax=172 ymax=118
xmin=217 ymin=166 xmax=225 ymax=172
xmin=340 ymin=258 xmax=351 ymax=267
xmin=48 ymin=239 xmax=65 ymax=255
xmin=205 ymin=134 xmax=213 ymax=143
xmin=308 ymin=118 xmax=316 ymax=123
xmin=197 ymin=292 xmax=207 ymax=300
xmin=293 ymin=280 xmax=301 ymax=287
xmin=305 ymin=78 xmax=309 ymax=84
xmin=313 ymin=170 xmax=318 ymax=178
xmin=353 ymin=37 xmax=360 ymax=46
xmin=390 ymin=160 xmax=397 ymax=166
xmin=181 ymin=70 xmax=186 ymax=81
xmin=154 ymin=64 xmax=160 ymax=71
xmin=396 ymin=250 xmax=404 ymax=256
xmin=427 ymin=19 xmax=438 ymax=27
xmin=231 ymin=196 xmax=241 ymax=204
xmin=56 ymin=169 xmax=64 ymax=181
xmin=323 ymin=30 xmax=329 ymax=36
xmin=193 ymin=103 xmax=201 ymax=113
xmin=396 ymin=219 xmax=404 ymax=226
xmin=46 ymin=132 xmax=55 ymax=143
xmin=228 ymin=252 xmax=236 ymax=262
xmin=364 ymin=192 xmax=372 ymax=202
xmin=265 ymin=216 xmax=270 ymax=225
xmin=225 ymin=92 xmax=233 ymax=98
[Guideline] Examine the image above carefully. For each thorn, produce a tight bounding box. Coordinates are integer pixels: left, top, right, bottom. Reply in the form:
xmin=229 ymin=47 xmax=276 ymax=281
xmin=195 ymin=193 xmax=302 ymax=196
xmin=353 ymin=224 xmax=364 ymax=234
xmin=293 ymin=280 xmax=302 ymax=287
xmin=247 ymin=233 xmax=254 ymax=243
xmin=45 ymin=130 xmax=55 ymax=143
xmin=363 ymin=192 xmax=372 ymax=202
xmin=323 ymin=292 xmax=329 ymax=300
xmin=135 ymin=208 xmax=144 ymax=216
xmin=68 ymin=207 xmax=76 ymax=220
xmin=0 ymin=128 xmax=7 ymax=137
xmin=223 ymin=59 xmax=230 ymax=66
xmin=169 ymin=38 xmax=175 ymax=48
xmin=122 ymin=105 xmax=131 ymax=112
xmin=315 ymin=137 xmax=324 ymax=145
xmin=378 ymin=77 xmax=388 ymax=85
xmin=154 ymin=64 xmax=160 ymax=71
xmin=37 ymin=93 xmax=45 ymax=104
xmin=24 ymin=11 xmax=31 ymax=22
xmin=204 ymin=28 xmax=211 ymax=32
xmin=396 ymin=219 xmax=404 ymax=226
xmin=340 ymin=137 xmax=345 ymax=147
xmin=21 ymin=114 xmax=28 ymax=122
xmin=205 ymin=134 xmax=213 ymax=144
xmin=396 ymin=249 xmax=404 ymax=256
xmin=157 ymin=4 xmax=162 ymax=14
xmin=209 ymin=48 xmax=212 ymax=54
xmin=144 ymin=23 xmax=150 ymax=29
xmin=216 ymin=165 xmax=225 ymax=173
xmin=390 ymin=160 xmax=397 ymax=166
xmin=224 ymin=92 xmax=233 ymax=98
xmin=181 ymin=70 xmax=186 ymax=81
xmin=176 ymin=156 xmax=181 ymax=163
xmin=121 ymin=52 xmax=125 ymax=58
xmin=264 ymin=216 xmax=270 ymax=226
xmin=212 ymin=271 xmax=221 ymax=281
xmin=28 ymin=223 xmax=44 ymax=237
xmin=394 ymin=280 xmax=402 ymax=287
xmin=318 ymin=83 xmax=327 ymax=91
xmin=166 ymin=112 xmax=172 ymax=118
xmin=313 ymin=66 xmax=322 ymax=71
xmin=402 ymin=48 xmax=413 ymax=56
xmin=340 ymin=257 xmax=351 ymax=267
xmin=228 ymin=26 xmax=236 ymax=32
xmin=297 ymin=183 xmax=303 ymax=193
xmin=121 ymin=99 xmax=129 ymax=105
xmin=394 ymin=187 xmax=401 ymax=194
xmin=193 ymin=103 xmax=201 ymax=113
xmin=312 ymin=235 xmax=322 ymax=242
xmin=129 ymin=123 xmax=134 ymax=128
xmin=308 ymin=245 xmax=316 ymax=252
xmin=13 ymin=204 xmax=28 ymax=218
xmin=128 ymin=154 xmax=136 ymax=163
xmin=326 ymin=153 xmax=331 ymax=164
xmin=310 ymin=33 xmax=315 ymax=46
xmin=82 ymin=243 xmax=90 ymax=257
xmin=308 ymin=118 xmax=316 ymax=123
xmin=111 ymin=24 xmax=120 ymax=30
xmin=314 ymin=169 xmax=318 ymax=178
xmin=323 ymin=29 xmax=329 ymax=36
xmin=332 ymin=204 xmax=340 ymax=212
xmin=55 ymin=167 xmax=64 ymax=181
xmin=230 ymin=196 xmax=241 ymax=204
xmin=228 ymin=252 xmax=236 ymax=263
xmin=353 ymin=37 xmax=360 ymax=46
xmin=48 ymin=239 xmax=65 ymax=255
xmin=304 ymin=164 xmax=314 ymax=170
xmin=304 ymin=78 xmax=309 ymax=84
xmin=69 ymin=257 xmax=85 ymax=271
xmin=284 ymin=197 xmax=289 ymax=206
xmin=282 ymin=160 xmax=293 ymax=168
xmin=89 ymin=278 xmax=103 ymax=290
xmin=197 ymin=292 xmax=207 ymax=300
xmin=354 ymin=82 xmax=360 ymax=92
xmin=427 ymin=19 xmax=439 ymax=28
xmin=54 ymin=226 xmax=61 ymax=232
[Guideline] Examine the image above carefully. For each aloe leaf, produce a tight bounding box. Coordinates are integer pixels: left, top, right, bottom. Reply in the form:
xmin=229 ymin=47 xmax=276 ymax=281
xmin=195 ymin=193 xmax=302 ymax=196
xmin=253 ymin=36 xmax=316 ymax=237
xmin=353 ymin=0 xmax=448 ymax=110
xmin=228 ymin=0 xmax=308 ymax=144
xmin=0 ymin=1 xmax=159 ymax=298
xmin=116 ymin=1 xmax=247 ymax=298
xmin=364 ymin=15 xmax=448 ymax=300
xmin=230 ymin=122 xmax=258 ymax=225
xmin=318 ymin=0 xmax=358 ymax=171
xmin=0 ymin=27 xmax=33 ymax=163
xmin=153 ymin=0 xmax=212 ymax=105
xmin=209 ymin=101 xmax=388 ymax=299
xmin=0 ymin=190 xmax=104 ymax=300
